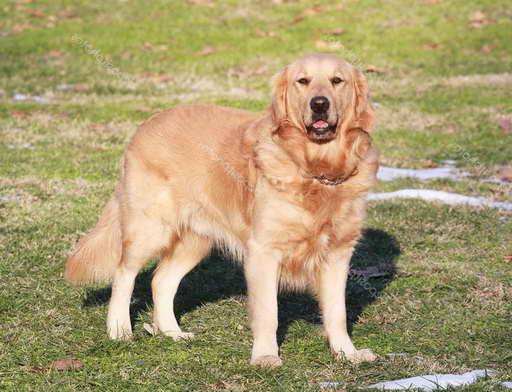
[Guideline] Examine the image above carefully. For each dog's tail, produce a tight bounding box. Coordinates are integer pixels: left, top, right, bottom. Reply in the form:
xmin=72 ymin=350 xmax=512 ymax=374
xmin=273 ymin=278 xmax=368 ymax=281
xmin=64 ymin=192 xmax=122 ymax=285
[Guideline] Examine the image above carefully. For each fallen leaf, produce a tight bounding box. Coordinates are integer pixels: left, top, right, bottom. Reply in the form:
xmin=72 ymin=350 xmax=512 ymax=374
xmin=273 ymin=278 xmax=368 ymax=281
xmin=209 ymin=381 xmax=240 ymax=391
xmin=497 ymin=118 xmax=512 ymax=135
xmin=498 ymin=166 xmax=512 ymax=182
xmin=47 ymin=50 xmax=64 ymax=57
xmin=137 ymin=72 xmax=171 ymax=83
xmin=196 ymin=46 xmax=217 ymax=56
xmin=291 ymin=15 xmax=305 ymax=24
xmin=188 ymin=0 xmax=214 ymax=7
xmin=420 ymin=159 xmax=438 ymax=168
xmin=479 ymin=44 xmax=495 ymax=53
xmin=468 ymin=11 xmax=493 ymax=29
xmin=328 ymin=28 xmax=345 ymax=36
xmin=10 ymin=110 xmax=31 ymax=118
xmin=11 ymin=24 xmax=30 ymax=33
xmin=364 ymin=65 xmax=387 ymax=74
xmin=426 ymin=0 xmax=443 ymax=3
xmin=504 ymin=255 xmax=512 ymax=263
xmin=49 ymin=359 xmax=84 ymax=371
xmin=25 ymin=8 xmax=45 ymax=17
xmin=419 ymin=43 xmax=441 ymax=50
xmin=29 ymin=366 xmax=47 ymax=375
xmin=143 ymin=42 xmax=168 ymax=52
xmin=57 ymin=9 xmax=79 ymax=19
xmin=303 ymin=4 xmax=323 ymax=16
xmin=74 ymin=83 xmax=90 ymax=92
xmin=315 ymin=40 xmax=342 ymax=51
xmin=255 ymin=28 xmax=278 ymax=38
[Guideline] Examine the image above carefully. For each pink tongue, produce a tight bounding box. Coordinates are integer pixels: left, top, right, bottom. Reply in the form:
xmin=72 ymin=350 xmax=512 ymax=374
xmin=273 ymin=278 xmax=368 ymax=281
xmin=313 ymin=120 xmax=328 ymax=128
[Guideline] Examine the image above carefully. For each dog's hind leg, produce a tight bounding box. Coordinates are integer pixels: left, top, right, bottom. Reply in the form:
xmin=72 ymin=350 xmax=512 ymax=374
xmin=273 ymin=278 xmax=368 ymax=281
xmin=150 ymin=231 xmax=212 ymax=340
xmin=106 ymin=212 xmax=171 ymax=340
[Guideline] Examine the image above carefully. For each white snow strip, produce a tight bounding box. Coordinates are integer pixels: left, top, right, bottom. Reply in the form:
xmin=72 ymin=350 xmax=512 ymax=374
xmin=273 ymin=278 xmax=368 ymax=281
xmin=13 ymin=93 xmax=50 ymax=104
xmin=377 ymin=165 xmax=511 ymax=185
xmin=502 ymin=382 xmax=512 ymax=388
xmin=368 ymin=189 xmax=512 ymax=211
xmin=364 ymin=369 xmax=495 ymax=391
xmin=378 ymin=166 xmax=464 ymax=182
xmin=319 ymin=381 xmax=340 ymax=388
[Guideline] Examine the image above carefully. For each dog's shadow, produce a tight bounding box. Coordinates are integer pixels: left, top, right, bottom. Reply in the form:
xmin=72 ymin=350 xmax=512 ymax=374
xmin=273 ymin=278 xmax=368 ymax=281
xmin=83 ymin=228 xmax=400 ymax=346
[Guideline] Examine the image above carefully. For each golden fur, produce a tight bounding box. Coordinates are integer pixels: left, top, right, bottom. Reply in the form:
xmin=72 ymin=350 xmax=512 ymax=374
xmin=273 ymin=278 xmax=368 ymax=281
xmin=65 ymin=54 xmax=379 ymax=366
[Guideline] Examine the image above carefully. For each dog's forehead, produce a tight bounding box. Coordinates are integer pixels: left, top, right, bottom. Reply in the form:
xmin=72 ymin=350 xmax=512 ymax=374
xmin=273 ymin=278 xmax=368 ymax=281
xmin=291 ymin=54 xmax=353 ymax=77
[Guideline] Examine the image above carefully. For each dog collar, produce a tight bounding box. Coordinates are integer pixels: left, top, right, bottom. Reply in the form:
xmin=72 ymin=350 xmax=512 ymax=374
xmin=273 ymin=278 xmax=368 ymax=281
xmin=313 ymin=175 xmax=347 ymax=186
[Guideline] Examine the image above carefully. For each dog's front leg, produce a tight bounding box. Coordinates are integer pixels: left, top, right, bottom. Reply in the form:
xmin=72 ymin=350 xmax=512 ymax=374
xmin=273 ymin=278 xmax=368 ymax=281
xmin=245 ymin=239 xmax=282 ymax=367
xmin=318 ymin=246 xmax=377 ymax=363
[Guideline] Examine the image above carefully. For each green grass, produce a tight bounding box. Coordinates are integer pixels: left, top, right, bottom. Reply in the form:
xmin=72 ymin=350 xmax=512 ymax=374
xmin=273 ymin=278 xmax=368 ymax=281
xmin=1 ymin=0 xmax=511 ymax=390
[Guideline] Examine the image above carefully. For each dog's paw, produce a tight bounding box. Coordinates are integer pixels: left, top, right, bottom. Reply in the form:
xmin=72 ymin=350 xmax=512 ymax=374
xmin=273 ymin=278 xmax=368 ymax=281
xmin=165 ymin=331 xmax=195 ymax=341
xmin=143 ymin=323 xmax=195 ymax=341
xmin=338 ymin=348 xmax=377 ymax=363
xmin=107 ymin=327 xmax=133 ymax=341
xmin=250 ymin=355 xmax=283 ymax=368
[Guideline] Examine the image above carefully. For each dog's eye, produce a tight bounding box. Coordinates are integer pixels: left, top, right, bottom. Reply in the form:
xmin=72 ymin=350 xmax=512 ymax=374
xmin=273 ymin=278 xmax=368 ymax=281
xmin=297 ymin=78 xmax=309 ymax=85
xmin=331 ymin=77 xmax=344 ymax=85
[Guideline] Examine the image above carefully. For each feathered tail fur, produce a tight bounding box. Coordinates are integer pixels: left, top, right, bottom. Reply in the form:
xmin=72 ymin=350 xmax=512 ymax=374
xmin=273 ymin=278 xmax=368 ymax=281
xmin=64 ymin=192 xmax=122 ymax=285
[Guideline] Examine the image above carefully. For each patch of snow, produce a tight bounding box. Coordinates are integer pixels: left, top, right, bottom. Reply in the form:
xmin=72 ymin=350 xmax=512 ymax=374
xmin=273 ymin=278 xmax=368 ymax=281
xmin=502 ymin=382 xmax=512 ymax=388
xmin=368 ymin=189 xmax=512 ymax=211
xmin=377 ymin=166 xmax=465 ymax=182
xmin=364 ymin=369 xmax=495 ymax=391
xmin=385 ymin=353 xmax=424 ymax=360
xmin=6 ymin=143 xmax=35 ymax=149
xmin=319 ymin=381 xmax=340 ymax=388
xmin=0 ymin=195 xmax=21 ymax=203
xmin=13 ymin=93 xmax=50 ymax=104
xmin=56 ymin=84 xmax=72 ymax=90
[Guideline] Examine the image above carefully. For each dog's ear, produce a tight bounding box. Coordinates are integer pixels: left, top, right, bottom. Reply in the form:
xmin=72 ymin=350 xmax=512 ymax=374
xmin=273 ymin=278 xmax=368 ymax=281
xmin=270 ymin=67 xmax=289 ymax=127
xmin=352 ymin=68 xmax=375 ymax=132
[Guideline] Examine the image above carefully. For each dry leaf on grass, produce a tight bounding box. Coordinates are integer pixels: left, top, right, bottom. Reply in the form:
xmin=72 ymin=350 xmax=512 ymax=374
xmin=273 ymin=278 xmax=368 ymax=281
xmin=419 ymin=43 xmax=441 ymax=50
xmin=196 ymin=46 xmax=217 ymax=56
xmin=49 ymin=359 xmax=85 ymax=371
xmin=25 ymin=8 xmax=45 ymax=17
xmin=498 ymin=167 xmax=512 ymax=182
xmin=497 ymin=118 xmax=512 ymax=135
xmin=255 ymin=28 xmax=278 ymax=38
xmin=74 ymin=83 xmax=90 ymax=92
xmin=11 ymin=24 xmax=30 ymax=33
xmin=328 ymin=28 xmax=345 ymax=36
xmin=315 ymin=40 xmax=342 ymax=51
xmin=10 ymin=110 xmax=32 ymax=118
xmin=143 ymin=42 xmax=168 ymax=52
xmin=365 ymin=65 xmax=387 ymax=74
xmin=504 ymin=256 xmax=512 ymax=263
xmin=188 ymin=0 xmax=214 ymax=7
xmin=468 ymin=11 xmax=493 ymax=29
xmin=46 ymin=50 xmax=65 ymax=58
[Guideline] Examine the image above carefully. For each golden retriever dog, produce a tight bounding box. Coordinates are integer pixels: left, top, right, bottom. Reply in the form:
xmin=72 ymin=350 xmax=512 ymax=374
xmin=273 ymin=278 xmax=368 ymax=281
xmin=65 ymin=53 xmax=379 ymax=367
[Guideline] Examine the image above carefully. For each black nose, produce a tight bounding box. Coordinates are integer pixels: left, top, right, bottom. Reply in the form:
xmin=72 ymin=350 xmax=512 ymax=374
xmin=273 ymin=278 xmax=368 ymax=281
xmin=310 ymin=96 xmax=330 ymax=113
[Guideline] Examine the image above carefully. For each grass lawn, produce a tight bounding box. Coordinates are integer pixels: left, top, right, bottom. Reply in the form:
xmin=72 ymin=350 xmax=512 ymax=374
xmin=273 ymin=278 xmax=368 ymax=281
xmin=1 ymin=0 xmax=511 ymax=390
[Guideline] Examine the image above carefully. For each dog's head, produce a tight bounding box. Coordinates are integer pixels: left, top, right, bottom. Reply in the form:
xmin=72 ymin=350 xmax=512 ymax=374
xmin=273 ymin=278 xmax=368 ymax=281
xmin=271 ymin=54 xmax=374 ymax=144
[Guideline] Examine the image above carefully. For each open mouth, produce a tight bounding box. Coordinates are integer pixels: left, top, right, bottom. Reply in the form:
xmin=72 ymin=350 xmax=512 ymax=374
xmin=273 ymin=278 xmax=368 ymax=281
xmin=306 ymin=118 xmax=337 ymax=143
